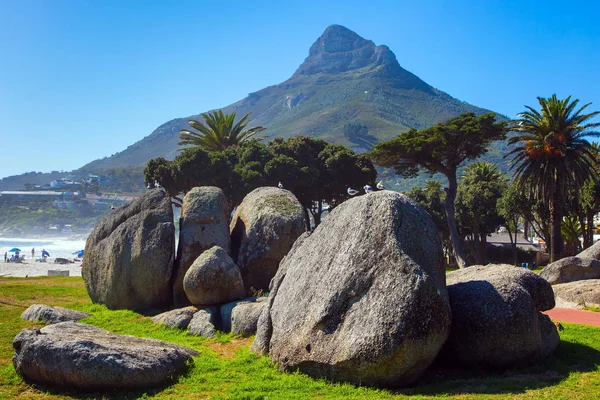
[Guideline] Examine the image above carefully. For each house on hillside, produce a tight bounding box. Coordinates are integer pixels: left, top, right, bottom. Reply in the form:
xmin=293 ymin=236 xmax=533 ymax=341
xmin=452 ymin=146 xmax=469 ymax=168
xmin=487 ymin=232 xmax=549 ymax=267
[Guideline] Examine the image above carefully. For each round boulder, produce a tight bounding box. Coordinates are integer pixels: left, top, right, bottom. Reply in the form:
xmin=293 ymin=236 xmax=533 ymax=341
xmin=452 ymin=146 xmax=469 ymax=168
xmin=183 ymin=246 xmax=245 ymax=307
xmin=540 ymin=256 xmax=600 ymax=285
xmin=173 ymin=187 xmax=231 ymax=307
xmin=230 ymin=187 xmax=306 ymax=291
xmin=442 ymin=264 xmax=559 ymax=369
xmin=251 ymin=190 xmax=451 ymax=388
xmin=12 ymin=321 xmax=197 ymax=390
xmin=82 ymin=189 xmax=175 ymax=312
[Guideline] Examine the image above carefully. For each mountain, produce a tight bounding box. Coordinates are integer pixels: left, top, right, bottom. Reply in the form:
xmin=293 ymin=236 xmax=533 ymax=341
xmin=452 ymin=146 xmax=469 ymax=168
xmin=79 ymin=25 xmax=506 ymax=174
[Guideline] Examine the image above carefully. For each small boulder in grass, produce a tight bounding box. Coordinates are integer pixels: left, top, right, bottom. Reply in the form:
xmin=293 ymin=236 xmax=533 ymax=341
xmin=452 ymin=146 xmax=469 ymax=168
xmin=188 ymin=309 xmax=217 ymax=338
xmin=12 ymin=321 xmax=198 ymax=390
xmin=151 ymin=306 xmax=198 ymax=330
xmin=21 ymin=304 xmax=90 ymax=324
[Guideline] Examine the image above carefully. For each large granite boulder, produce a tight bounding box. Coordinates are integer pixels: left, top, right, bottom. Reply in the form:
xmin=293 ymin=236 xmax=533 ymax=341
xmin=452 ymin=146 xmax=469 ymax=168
xmin=151 ymin=306 xmax=198 ymax=330
xmin=540 ymin=256 xmax=600 ymax=285
xmin=251 ymin=190 xmax=451 ymax=388
xmin=230 ymin=187 xmax=306 ymax=291
xmin=21 ymin=304 xmax=90 ymax=324
xmin=173 ymin=187 xmax=231 ymax=307
xmin=183 ymin=246 xmax=245 ymax=307
xmin=82 ymin=189 xmax=175 ymax=312
xmin=443 ymin=264 xmax=558 ymax=369
xmin=553 ymin=279 xmax=600 ymax=308
xmin=12 ymin=321 xmax=197 ymax=390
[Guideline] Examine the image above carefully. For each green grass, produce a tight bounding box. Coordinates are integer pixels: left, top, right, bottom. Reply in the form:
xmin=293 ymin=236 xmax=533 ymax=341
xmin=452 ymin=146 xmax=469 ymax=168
xmin=1 ymin=276 xmax=600 ymax=399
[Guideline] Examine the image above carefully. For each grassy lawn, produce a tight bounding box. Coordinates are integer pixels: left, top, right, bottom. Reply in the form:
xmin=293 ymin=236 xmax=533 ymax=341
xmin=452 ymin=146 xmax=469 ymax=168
xmin=1 ymin=277 xmax=600 ymax=399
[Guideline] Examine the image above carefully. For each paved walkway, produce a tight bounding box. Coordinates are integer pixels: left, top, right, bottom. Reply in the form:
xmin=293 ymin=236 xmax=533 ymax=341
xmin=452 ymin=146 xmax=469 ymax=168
xmin=543 ymin=308 xmax=600 ymax=327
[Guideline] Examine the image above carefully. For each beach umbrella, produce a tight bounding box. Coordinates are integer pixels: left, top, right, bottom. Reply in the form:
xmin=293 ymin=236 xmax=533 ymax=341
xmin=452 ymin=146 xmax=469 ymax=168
xmin=8 ymin=248 xmax=21 ymax=252
xmin=72 ymin=250 xmax=84 ymax=258
xmin=41 ymin=249 xmax=50 ymax=257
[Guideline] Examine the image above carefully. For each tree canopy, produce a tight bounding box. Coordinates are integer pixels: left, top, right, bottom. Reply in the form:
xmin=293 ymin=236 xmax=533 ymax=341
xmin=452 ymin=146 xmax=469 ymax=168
xmin=145 ymin=136 xmax=376 ymax=229
xmin=370 ymin=112 xmax=506 ymax=268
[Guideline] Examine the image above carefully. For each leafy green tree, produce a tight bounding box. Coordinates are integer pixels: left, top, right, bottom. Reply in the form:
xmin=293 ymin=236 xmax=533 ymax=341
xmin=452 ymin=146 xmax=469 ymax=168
xmin=370 ymin=112 xmax=506 ymax=268
xmin=507 ymin=95 xmax=600 ymax=262
xmin=456 ymin=162 xmax=507 ymax=265
xmin=497 ymin=182 xmax=526 ymax=266
xmin=407 ymin=180 xmax=451 ymax=265
xmin=179 ymin=110 xmax=266 ymax=152
xmin=268 ymin=136 xmax=376 ymax=229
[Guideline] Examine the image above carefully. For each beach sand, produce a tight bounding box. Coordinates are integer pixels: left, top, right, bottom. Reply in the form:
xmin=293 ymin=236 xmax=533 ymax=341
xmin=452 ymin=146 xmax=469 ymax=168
xmin=0 ymin=258 xmax=82 ymax=277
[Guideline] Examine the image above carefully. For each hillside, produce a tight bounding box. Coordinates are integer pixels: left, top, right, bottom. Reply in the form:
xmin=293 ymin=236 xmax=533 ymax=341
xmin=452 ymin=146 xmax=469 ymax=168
xmin=79 ymin=25 xmax=507 ymax=174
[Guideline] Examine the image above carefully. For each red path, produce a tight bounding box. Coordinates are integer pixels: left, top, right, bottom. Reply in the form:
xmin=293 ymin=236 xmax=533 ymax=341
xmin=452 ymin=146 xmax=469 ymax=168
xmin=543 ymin=308 xmax=600 ymax=327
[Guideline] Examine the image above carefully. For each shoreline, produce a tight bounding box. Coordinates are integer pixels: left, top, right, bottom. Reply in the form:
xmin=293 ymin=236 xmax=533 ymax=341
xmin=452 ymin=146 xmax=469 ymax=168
xmin=0 ymin=258 xmax=82 ymax=277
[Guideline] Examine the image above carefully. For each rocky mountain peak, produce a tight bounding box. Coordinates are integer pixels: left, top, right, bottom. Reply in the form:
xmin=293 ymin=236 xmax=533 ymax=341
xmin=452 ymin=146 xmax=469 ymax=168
xmin=293 ymin=24 xmax=403 ymax=78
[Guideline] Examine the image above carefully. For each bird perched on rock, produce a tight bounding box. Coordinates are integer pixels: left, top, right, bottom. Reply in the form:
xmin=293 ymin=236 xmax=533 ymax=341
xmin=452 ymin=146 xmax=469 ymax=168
xmin=111 ymin=205 xmax=115 ymax=210
xmin=363 ymin=185 xmax=374 ymax=194
xmin=377 ymin=181 xmax=385 ymax=190
xmin=278 ymin=182 xmax=283 ymax=189
xmin=347 ymin=188 xmax=358 ymax=196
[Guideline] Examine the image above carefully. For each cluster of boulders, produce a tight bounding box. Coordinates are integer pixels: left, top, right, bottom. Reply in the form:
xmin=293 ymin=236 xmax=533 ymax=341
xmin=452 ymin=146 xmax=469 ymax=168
xmin=13 ymin=187 xmax=562 ymax=391
xmin=540 ymin=242 xmax=600 ymax=308
xmin=82 ymin=186 xmax=305 ymax=314
xmin=251 ymin=191 xmax=559 ymax=387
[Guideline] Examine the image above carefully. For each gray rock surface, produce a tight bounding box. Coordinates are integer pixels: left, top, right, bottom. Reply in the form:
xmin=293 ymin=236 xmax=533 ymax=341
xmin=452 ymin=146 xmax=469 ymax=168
xmin=443 ymin=264 xmax=559 ymax=369
xmin=230 ymin=187 xmax=306 ymax=291
xmin=82 ymin=189 xmax=175 ymax=311
xmin=173 ymin=187 xmax=231 ymax=307
xmin=21 ymin=304 xmax=90 ymax=324
xmin=220 ymin=297 xmax=266 ymax=334
xmin=183 ymin=246 xmax=245 ymax=307
xmin=553 ymin=279 xmax=600 ymax=308
xmin=251 ymin=190 xmax=450 ymax=388
xmin=188 ymin=309 xmax=216 ymax=337
xmin=151 ymin=306 xmax=198 ymax=330
xmin=577 ymin=240 xmax=600 ymax=259
xmin=12 ymin=321 xmax=197 ymax=390
xmin=231 ymin=298 xmax=266 ymax=337
xmin=540 ymin=256 xmax=600 ymax=285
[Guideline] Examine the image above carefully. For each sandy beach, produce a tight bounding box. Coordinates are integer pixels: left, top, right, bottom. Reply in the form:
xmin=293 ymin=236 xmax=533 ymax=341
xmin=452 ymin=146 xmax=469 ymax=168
xmin=0 ymin=259 xmax=82 ymax=277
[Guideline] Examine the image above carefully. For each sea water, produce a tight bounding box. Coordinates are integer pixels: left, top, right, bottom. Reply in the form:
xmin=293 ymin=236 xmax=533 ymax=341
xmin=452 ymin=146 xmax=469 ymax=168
xmin=0 ymin=237 xmax=87 ymax=260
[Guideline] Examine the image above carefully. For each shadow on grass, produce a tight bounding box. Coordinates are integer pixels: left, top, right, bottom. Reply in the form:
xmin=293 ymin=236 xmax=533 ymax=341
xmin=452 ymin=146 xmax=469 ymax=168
xmin=18 ymin=359 xmax=196 ymax=400
xmin=400 ymin=339 xmax=600 ymax=396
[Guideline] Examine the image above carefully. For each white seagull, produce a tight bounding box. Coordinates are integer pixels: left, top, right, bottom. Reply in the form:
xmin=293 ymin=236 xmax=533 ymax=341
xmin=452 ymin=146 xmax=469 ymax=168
xmin=376 ymin=181 xmax=385 ymax=190
xmin=364 ymin=185 xmax=374 ymax=194
xmin=347 ymin=187 xmax=359 ymax=196
xmin=278 ymin=182 xmax=283 ymax=189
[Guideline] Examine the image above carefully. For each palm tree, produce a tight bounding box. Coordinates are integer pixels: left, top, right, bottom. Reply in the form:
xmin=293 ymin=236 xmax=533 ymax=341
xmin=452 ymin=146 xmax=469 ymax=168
xmin=507 ymin=94 xmax=600 ymax=262
xmin=179 ymin=110 xmax=265 ymax=152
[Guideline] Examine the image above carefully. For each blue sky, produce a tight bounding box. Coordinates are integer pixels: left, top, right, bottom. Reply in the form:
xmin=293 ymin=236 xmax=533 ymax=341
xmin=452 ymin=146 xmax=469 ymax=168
xmin=1 ymin=0 xmax=598 ymax=179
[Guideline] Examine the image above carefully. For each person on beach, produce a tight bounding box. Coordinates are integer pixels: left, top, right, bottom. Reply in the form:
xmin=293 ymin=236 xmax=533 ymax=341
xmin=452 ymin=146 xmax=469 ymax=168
xmin=3 ymin=252 xmax=6 ymax=263
xmin=31 ymin=248 xmax=35 ymax=259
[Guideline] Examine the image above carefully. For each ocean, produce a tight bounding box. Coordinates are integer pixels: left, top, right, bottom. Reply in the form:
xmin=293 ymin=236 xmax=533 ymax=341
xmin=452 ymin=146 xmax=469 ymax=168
xmin=0 ymin=237 xmax=87 ymax=260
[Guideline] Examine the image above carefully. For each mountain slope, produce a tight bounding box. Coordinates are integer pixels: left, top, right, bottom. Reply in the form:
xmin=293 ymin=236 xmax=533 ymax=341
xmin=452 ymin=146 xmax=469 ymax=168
xmin=80 ymin=25 xmax=504 ymax=173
